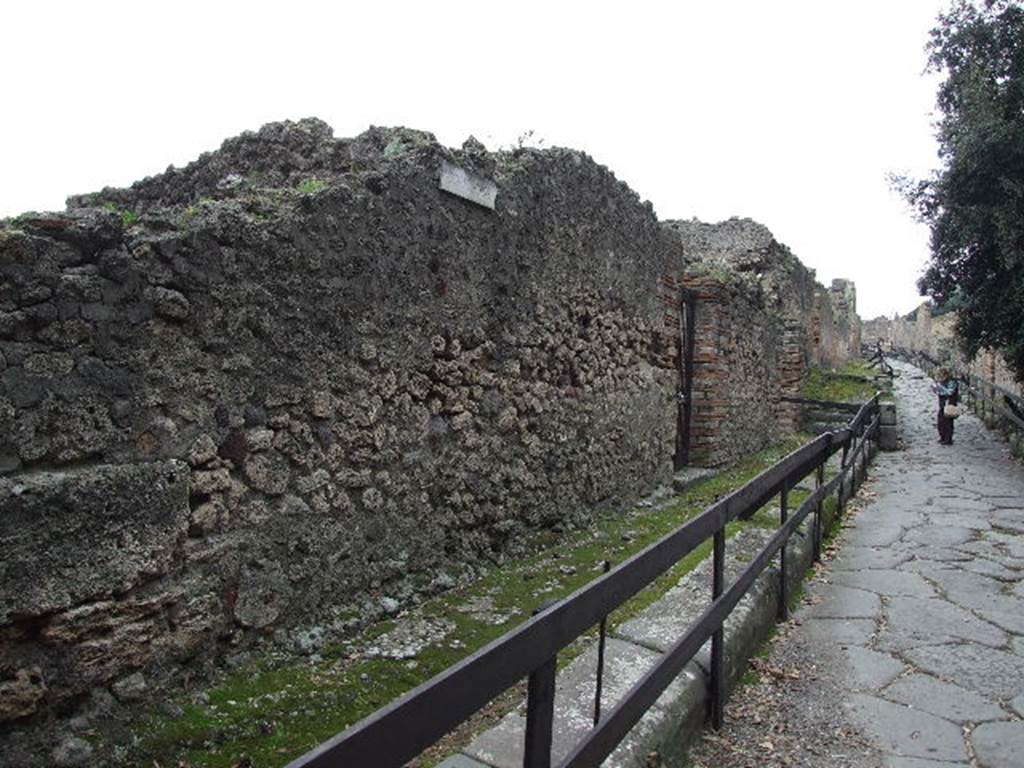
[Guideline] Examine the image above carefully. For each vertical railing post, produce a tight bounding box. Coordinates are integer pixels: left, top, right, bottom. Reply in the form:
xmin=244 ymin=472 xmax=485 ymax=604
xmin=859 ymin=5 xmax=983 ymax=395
xmin=593 ymin=560 xmax=611 ymax=726
xmin=862 ymin=419 xmax=873 ymax=483
xmin=814 ymin=458 xmax=825 ymax=563
xmin=711 ymin=527 xmax=726 ymax=730
xmin=839 ymin=441 xmax=849 ymax=514
xmin=853 ymin=425 xmax=861 ymax=488
xmin=778 ymin=481 xmax=789 ymax=622
xmin=524 ymin=604 xmax=557 ymax=768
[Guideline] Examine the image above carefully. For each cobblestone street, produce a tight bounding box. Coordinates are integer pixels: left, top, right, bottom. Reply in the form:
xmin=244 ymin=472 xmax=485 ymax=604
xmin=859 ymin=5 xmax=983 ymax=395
xmin=688 ymin=359 xmax=1024 ymax=768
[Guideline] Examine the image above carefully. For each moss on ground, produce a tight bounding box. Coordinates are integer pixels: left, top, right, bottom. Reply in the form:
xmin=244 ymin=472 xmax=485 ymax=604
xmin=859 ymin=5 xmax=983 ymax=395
xmin=121 ymin=434 xmax=830 ymax=768
xmin=803 ymin=360 xmax=891 ymax=404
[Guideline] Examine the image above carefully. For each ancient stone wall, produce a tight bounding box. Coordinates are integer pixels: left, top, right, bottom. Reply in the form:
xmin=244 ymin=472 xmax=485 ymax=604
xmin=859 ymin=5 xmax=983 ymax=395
xmin=679 ymin=275 xmax=784 ymax=466
xmin=830 ymin=279 xmax=861 ymax=360
xmin=0 ymin=121 xmax=860 ymax=745
xmin=0 ymin=120 xmax=682 ymax=729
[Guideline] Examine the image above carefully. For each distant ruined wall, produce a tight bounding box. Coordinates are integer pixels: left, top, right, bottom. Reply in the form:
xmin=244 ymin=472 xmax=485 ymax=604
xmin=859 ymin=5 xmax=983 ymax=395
xmin=830 ymin=279 xmax=861 ymax=360
xmin=664 ymin=219 xmax=860 ymax=466
xmin=866 ymin=304 xmax=1021 ymax=396
xmin=0 ymin=120 xmax=860 ymax=741
xmin=678 ymin=275 xmax=784 ymax=467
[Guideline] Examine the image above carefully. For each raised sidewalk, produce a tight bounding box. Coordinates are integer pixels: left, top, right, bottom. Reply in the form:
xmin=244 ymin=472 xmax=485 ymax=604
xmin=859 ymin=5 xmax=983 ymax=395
xmin=440 ymin=433 xmax=868 ymax=766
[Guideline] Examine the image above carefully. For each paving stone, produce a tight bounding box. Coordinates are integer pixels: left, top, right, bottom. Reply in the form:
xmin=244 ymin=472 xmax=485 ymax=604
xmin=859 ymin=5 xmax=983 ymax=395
xmin=978 ymin=485 xmax=1024 ymax=500
xmin=905 ymin=526 xmax=977 ymax=547
xmin=929 ymin=497 xmax=995 ymax=513
xmin=845 ymin=524 xmax=907 ymax=548
xmin=1011 ymin=693 xmax=1024 ymax=718
xmin=856 ymin=506 xmax=925 ymax=528
xmin=830 ymin=546 xmax=912 ymax=571
xmin=438 ymin=756 xmax=490 ymax=768
xmin=843 ymin=646 xmax=905 ymax=690
xmin=805 ymin=584 xmax=882 ymax=620
xmin=882 ymin=674 xmax=1007 ymax=723
xmin=899 ymin=545 xmax=974 ymax=563
xmin=800 ymin=618 xmax=877 ymax=647
xmin=886 ymin=757 xmax=969 ymax=767
xmin=879 ymin=597 xmax=1007 ymax=652
xmin=904 ymin=644 xmax=1024 ymax=701
xmin=846 ymin=694 xmax=968 ymax=762
xmin=978 ymin=532 xmax=1024 ymax=561
xmin=976 ymin=602 xmax=1024 ymax=634
xmin=831 ymin=569 xmax=937 ymax=598
xmin=971 ymin=721 xmax=1024 ymax=768
xmin=953 ymin=541 xmax=1011 ymax=562
xmin=989 ymin=510 xmax=1024 ymax=534
xmin=919 ymin=568 xmax=1013 ymax=612
xmin=961 ymin=558 xmax=1019 ymax=580
xmin=931 ymin=513 xmax=992 ymax=531
xmin=919 ymin=569 xmax=1024 ymax=633
xmin=901 ymin=560 xmax=959 ymax=578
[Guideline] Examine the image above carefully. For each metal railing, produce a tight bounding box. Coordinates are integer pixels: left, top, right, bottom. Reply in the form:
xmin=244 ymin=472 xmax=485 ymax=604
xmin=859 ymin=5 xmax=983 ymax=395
xmin=959 ymin=372 xmax=1024 ymax=432
xmin=890 ymin=346 xmax=1024 ymax=433
xmin=862 ymin=343 xmax=895 ymax=377
xmin=287 ymin=396 xmax=881 ymax=768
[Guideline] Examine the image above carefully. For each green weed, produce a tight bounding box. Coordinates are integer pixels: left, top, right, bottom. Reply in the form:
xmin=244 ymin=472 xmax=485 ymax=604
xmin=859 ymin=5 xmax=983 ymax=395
xmin=803 ymin=360 xmax=889 ymax=403
xmin=102 ymin=201 xmax=139 ymax=228
xmin=296 ymin=178 xmax=328 ymax=195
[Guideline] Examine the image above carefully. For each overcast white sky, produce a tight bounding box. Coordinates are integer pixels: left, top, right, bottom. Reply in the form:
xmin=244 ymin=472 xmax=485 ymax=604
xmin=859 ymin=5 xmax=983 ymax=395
xmin=1 ymin=1 xmax=947 ymax=319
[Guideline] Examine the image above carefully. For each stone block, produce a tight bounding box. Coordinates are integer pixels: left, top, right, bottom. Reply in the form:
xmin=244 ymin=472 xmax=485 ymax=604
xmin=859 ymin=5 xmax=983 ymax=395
xmin=879 ymin=424 xmax=899 ymax=451
xmin=0 ymin=668 xmax=46 ymax=722
xmin=0 ymin=461 xmax=189 ymax=623
xmin=437 ymin=757 xmax=490 ymax=768
xmin=879 ymin=402 xmax=897 ymax=426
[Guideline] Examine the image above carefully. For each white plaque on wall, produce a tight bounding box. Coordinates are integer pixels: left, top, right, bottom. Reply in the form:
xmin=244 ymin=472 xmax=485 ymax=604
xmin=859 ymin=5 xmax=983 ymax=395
xmin=439 ymin=160 xmax=497 ymax=210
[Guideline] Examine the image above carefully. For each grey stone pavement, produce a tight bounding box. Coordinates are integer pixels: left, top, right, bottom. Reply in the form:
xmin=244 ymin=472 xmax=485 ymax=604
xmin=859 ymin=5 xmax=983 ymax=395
xmin=796 ymin=359 xmax=1024 ymax=767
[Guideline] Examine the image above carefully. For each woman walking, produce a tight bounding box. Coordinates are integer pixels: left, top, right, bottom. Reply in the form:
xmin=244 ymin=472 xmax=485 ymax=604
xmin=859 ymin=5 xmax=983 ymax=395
xmin=931 ymin=367 xmax=960 ymax=445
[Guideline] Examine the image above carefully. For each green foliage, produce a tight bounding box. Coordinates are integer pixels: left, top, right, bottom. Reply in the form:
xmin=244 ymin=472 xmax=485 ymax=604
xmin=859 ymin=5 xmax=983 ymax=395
xmin=803 ymin=361 xmax=886 ymax=403
xmin=933 ymin=292 xmax=965 ymax=317
xmin=296 ymin=178 xmax=328 ymax=195
xmin=893 ymin=0 xmax=1024 ymax=382
xmin=5 ymin=215 xmax=27 ymax=231
xmin=102 ymin=201 xmax=139 ymax=228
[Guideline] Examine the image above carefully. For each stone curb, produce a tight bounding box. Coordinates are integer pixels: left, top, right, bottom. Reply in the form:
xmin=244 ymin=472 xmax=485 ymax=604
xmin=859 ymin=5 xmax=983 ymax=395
xmin=442 ymin=440 xmax=877 ymax=768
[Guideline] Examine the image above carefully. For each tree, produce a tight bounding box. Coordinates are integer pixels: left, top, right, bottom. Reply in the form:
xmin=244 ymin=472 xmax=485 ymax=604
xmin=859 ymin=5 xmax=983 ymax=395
xmin=896 ymin=0 xmax=1024 ymax=381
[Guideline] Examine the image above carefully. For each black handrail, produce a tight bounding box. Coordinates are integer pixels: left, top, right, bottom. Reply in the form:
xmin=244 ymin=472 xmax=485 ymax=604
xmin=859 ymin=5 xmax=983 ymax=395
xmin=286 ymin=395 xmax=881 ymax=768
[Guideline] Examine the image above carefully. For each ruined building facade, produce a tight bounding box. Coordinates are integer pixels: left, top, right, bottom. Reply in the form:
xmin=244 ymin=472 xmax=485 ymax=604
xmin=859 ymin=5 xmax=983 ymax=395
xmin=865 ymin=304 xmax=1022 ymax=396
xmin=0 ymin=119 xmax=859 ymax=733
